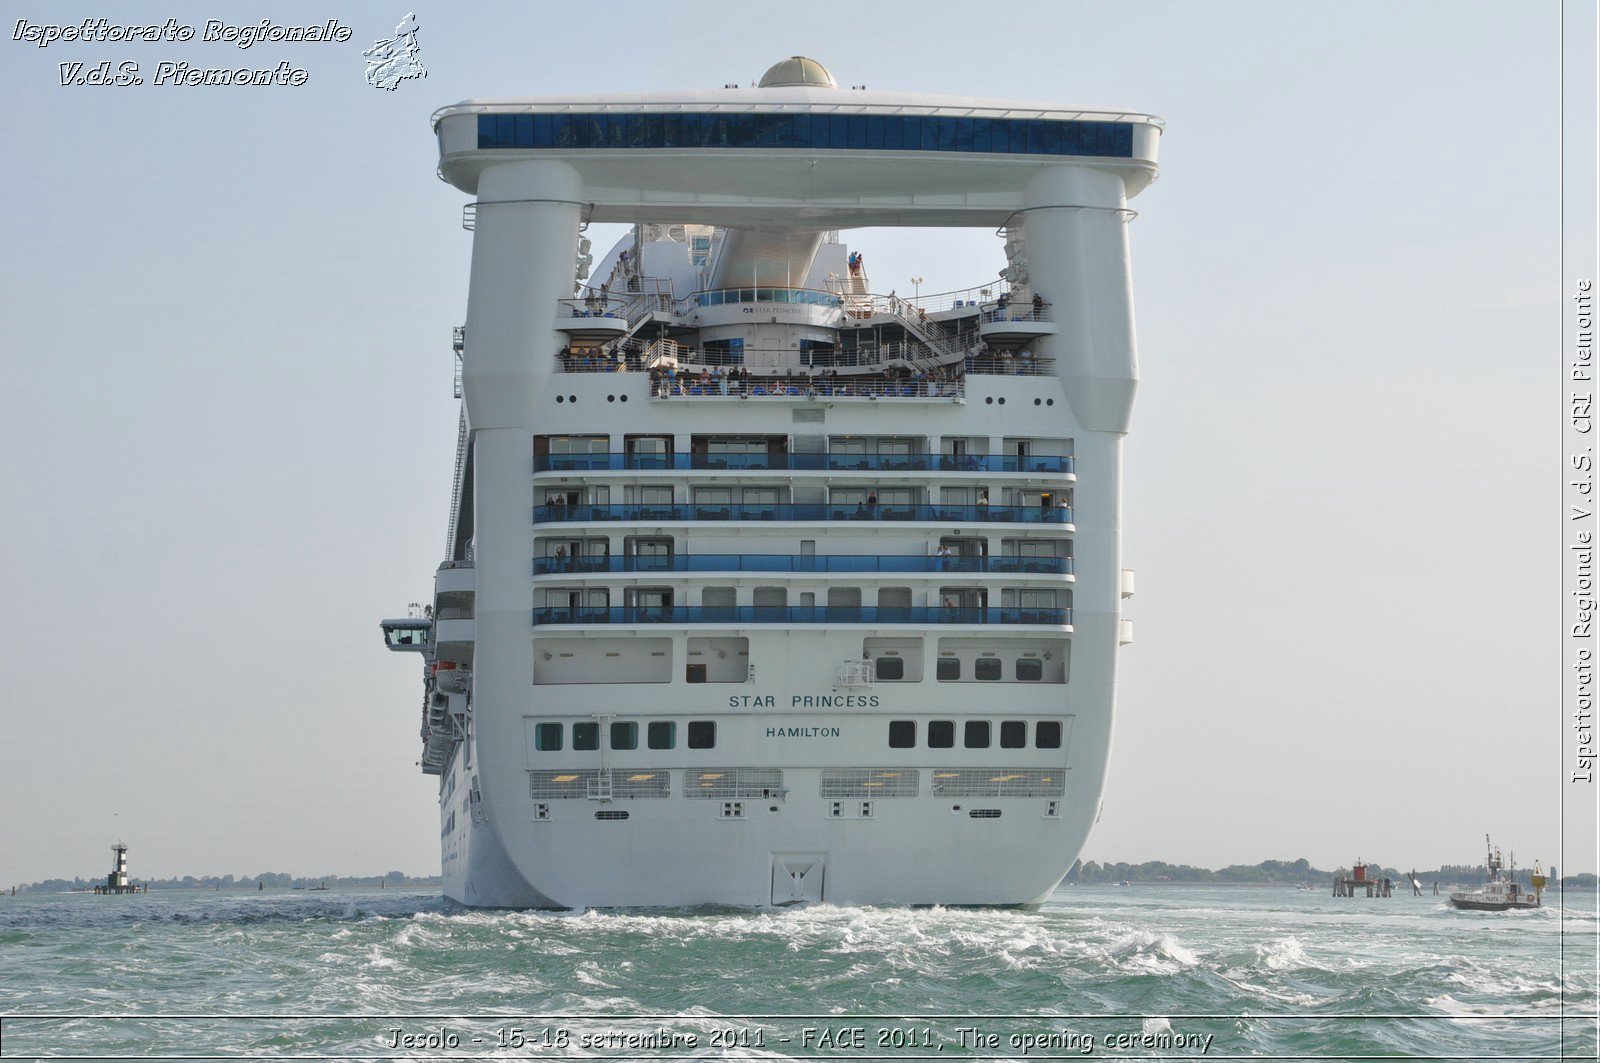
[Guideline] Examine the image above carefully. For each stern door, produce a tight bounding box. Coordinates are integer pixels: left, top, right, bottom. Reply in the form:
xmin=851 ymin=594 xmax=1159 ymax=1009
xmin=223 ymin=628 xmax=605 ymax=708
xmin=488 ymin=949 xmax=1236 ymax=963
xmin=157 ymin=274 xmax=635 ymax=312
xmin=771 ymin=853 xmax=826 ymax=905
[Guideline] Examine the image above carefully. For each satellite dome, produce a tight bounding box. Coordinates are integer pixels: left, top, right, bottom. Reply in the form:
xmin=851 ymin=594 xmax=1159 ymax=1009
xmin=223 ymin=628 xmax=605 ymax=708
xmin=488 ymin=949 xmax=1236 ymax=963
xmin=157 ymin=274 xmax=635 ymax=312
xmin=758 ymin=56 xmax=837 ymax=89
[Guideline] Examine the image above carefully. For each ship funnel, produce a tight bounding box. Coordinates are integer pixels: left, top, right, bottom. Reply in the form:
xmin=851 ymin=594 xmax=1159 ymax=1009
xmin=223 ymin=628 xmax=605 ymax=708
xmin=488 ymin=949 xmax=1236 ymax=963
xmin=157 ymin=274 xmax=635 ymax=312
xmin=708 ymin=228 xmax=826 ymax=290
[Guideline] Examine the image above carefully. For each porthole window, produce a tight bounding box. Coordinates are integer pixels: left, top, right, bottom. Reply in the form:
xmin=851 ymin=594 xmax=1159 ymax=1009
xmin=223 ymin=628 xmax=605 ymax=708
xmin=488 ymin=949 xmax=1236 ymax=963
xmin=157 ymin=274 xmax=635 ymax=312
xmin=556 ymin=395 xmax=565 ymax=404
xmin=1036 ymin=720 xmax=1063 ymax=749
xmin=607 ymin=395 xmax=615 ymax=403
xmin=985 ymin=397 xmax=994 ymax=405
xmin=928 ymin=720 xmax=955 ymax=748
xmin=888 ymin=720 xmax=916 ymax=748
xmin=1033 ymin=398 xmax=1041 ymax=406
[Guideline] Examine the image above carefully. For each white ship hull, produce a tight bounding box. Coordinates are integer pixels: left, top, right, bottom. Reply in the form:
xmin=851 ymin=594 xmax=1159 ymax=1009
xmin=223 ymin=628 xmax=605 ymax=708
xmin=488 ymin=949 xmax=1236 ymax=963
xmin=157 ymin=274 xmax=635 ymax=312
xmin=384 ymin=58 xmax=1161 ymax=909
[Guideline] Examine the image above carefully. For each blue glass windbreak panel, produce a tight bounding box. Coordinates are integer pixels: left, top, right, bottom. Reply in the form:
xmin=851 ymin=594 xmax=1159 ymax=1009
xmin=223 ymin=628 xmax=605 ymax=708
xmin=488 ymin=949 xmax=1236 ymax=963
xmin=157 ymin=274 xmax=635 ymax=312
xmin=477 ymin=112 xmax=1134 ymax=158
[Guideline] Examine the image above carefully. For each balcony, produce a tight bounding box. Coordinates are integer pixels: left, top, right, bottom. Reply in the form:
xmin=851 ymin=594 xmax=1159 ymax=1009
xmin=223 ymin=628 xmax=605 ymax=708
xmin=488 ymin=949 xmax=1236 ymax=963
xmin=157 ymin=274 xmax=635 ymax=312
xmin=533 ymin=554 xmax=1072 ymax=576
xmin=435 ymin=560 xmax=475 ymax=596
xmin=533 ymin=503 xmax=1072 ymax=525
xmin=433 ymin=617 xmax=475 ymax=645
xmin=532 ymin=605 xmax=1071 ymax=627
xmin=532 ymin=453 xmax=1073 ymax=474
xmin=977 ymin=305 xmax=1059 ymax=344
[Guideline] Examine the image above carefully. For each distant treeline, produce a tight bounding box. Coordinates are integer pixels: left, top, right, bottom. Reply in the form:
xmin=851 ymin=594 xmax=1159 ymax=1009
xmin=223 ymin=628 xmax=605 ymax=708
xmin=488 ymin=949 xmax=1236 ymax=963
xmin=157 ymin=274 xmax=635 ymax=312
xmin=15 ymin=862 xmax=1594 ymax=894
xmin=1067 ymin=858 xmax=1597 ymax=888
xmin=12 ymin=871 xmax=442 ymax=894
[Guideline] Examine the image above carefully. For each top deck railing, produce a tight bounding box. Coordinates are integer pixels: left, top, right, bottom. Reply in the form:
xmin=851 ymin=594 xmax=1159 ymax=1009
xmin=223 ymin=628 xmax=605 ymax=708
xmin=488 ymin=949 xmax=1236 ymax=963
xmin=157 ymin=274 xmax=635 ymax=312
xmin=898 ymin=281 xmax=1008 ymax=314
xmin=680 ymin=286 xmax=843 ymax=312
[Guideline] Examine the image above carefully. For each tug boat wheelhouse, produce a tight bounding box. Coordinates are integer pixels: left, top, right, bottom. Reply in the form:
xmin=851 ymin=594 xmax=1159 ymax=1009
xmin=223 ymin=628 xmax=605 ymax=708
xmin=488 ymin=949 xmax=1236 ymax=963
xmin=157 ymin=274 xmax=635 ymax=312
xmin=380 ymin=57 xmax=1162 ymax=908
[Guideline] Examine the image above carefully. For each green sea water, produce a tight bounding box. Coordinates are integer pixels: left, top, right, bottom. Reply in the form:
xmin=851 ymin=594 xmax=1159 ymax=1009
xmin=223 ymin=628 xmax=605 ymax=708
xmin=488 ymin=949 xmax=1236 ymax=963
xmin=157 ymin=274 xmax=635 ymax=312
xmin=0 ymin=884 xmax=1594 ymax=1060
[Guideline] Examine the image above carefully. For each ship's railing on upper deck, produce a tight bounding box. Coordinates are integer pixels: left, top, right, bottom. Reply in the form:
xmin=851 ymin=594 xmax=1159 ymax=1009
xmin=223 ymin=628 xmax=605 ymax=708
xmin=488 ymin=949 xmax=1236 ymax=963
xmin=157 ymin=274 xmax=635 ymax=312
xmin=534 ymin=503 xmax=1072 ymax=525
xmin=679 ymin=286 xmax=843 ymax=312
xmin=651 ymin=377 xmax=965 ymax=400
xmin=966 ymin=354 xmax=1054 ymax=375
xmin=533 ymin=554 xmax=1073 ymax=576
xmin=532 ymin=605 xmax=1071 ymax=627
xmin=556 ymin=349 xmax=1049 ymax=382
xmin=533 ymin=453 xmax=1074 ymax=473
xmin=824 ymin=284 xmax=1052 ymax=325
xmin=899 ymin=281 xmax=1009 ymax=314
xmin=560 ymin=342 xmax=945 ymax=373
xmin=980 ymin=304 xmax=1055 ymax=325
xmin=559 ymin=295 xmax=629 ymax=319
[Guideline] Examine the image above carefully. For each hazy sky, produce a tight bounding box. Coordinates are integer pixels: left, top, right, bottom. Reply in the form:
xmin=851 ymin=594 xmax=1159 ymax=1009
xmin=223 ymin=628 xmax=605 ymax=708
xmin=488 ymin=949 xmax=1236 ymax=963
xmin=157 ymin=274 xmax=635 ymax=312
xmin=1 ymin=1 xmax=1593 ymax=884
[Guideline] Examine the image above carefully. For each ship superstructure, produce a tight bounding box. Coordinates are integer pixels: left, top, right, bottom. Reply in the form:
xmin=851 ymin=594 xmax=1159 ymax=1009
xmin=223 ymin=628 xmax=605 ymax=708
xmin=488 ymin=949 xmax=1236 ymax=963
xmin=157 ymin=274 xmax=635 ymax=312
xmin=381 ymin=58 xmax=1161 ymax=907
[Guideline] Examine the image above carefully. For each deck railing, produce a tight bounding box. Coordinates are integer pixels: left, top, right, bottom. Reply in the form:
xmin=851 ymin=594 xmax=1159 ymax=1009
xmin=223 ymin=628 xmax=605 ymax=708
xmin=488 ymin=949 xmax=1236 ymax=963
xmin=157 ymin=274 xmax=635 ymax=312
xmin=533 ymin=453 xmax=1073 ymax=473
xmin=532 ymin=605 xmax=1070 ymax=627
xmin=652 ymin=378 xmax=966 ymax=399
xmin=980 ymin=304 xmax=1055 ymax=325
xmin=533 ymin=503 xmax=1073 ymax=525
xmin=533 ymin=554 xmax=1072 ymax=576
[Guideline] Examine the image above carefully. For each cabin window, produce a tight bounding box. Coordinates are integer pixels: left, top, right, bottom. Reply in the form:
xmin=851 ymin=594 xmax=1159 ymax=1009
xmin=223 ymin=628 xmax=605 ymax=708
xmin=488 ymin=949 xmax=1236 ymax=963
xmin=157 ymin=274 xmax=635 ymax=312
xmin=534 ymin=723 xmax=563 ymax=751
xmin=572 ymin=722 xmax=599 ymax=751
xmin=936 ymin=658 xmax=961 ymax=681
xmin=687 ymin=720 xmax=716 ymax=749
xmin=648 ymin=721 xmax=676 ymax=749
xmin=1000 ymin=721 xmax=1027 ymax=748
xmin=928 ymin=720 xmax=954 ymax=748
xmin=888 ymin=720 xmax=916 ymax=748
xmin=964 ymin=720 xmax=991 ymax=748
xmin=1016 ymin=658 xmax=1044 ymax=682
xmin=874 ymin=656 xmax=905 ymax=681
xmin=974 ymin=658 xmax=1002 ymax=681
xmin=610 ymin=721 xmax=638 ymax=750
xmin=1036 ymin=721 xmax=1062 ymax=749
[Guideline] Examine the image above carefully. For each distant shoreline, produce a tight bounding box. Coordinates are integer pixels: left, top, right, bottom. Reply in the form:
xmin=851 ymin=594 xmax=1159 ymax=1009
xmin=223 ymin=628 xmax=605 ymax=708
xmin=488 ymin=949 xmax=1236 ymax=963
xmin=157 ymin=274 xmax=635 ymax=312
xmin=11 ymin=860 xmax=1596 ymax=895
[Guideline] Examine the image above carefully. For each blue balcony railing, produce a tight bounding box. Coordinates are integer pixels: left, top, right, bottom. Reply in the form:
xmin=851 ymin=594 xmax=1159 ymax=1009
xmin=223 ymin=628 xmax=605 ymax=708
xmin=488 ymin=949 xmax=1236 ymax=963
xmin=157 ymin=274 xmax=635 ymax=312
xmin=533 ymin=503 xmax=1072 ymax=525
xmin=532 ymin=605 xmax=1070 ymax=626
xmin=533 ymin=554 xmax=1072 ymax=576
xmin=533 ymin=453 xmax=1073 ymax=474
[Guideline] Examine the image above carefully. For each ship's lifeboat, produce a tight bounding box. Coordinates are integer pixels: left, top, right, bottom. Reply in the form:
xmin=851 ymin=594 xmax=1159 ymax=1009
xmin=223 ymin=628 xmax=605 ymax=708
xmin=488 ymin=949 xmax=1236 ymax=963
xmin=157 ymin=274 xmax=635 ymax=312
xmin=433 ymin=661 xmax=471 ymax=694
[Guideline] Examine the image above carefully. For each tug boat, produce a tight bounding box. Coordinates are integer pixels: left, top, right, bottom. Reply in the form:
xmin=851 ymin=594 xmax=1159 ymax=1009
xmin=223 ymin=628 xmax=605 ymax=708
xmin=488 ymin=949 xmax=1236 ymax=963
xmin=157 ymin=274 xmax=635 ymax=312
xmin=1449 ymin=835 xmax=1544 ymax=911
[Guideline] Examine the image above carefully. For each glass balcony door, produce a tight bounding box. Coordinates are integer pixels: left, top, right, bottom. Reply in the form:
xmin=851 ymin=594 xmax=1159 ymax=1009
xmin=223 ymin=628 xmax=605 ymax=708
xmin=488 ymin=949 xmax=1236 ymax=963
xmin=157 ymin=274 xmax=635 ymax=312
xmin=629 ymin=537 xmax=675 ymax=572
